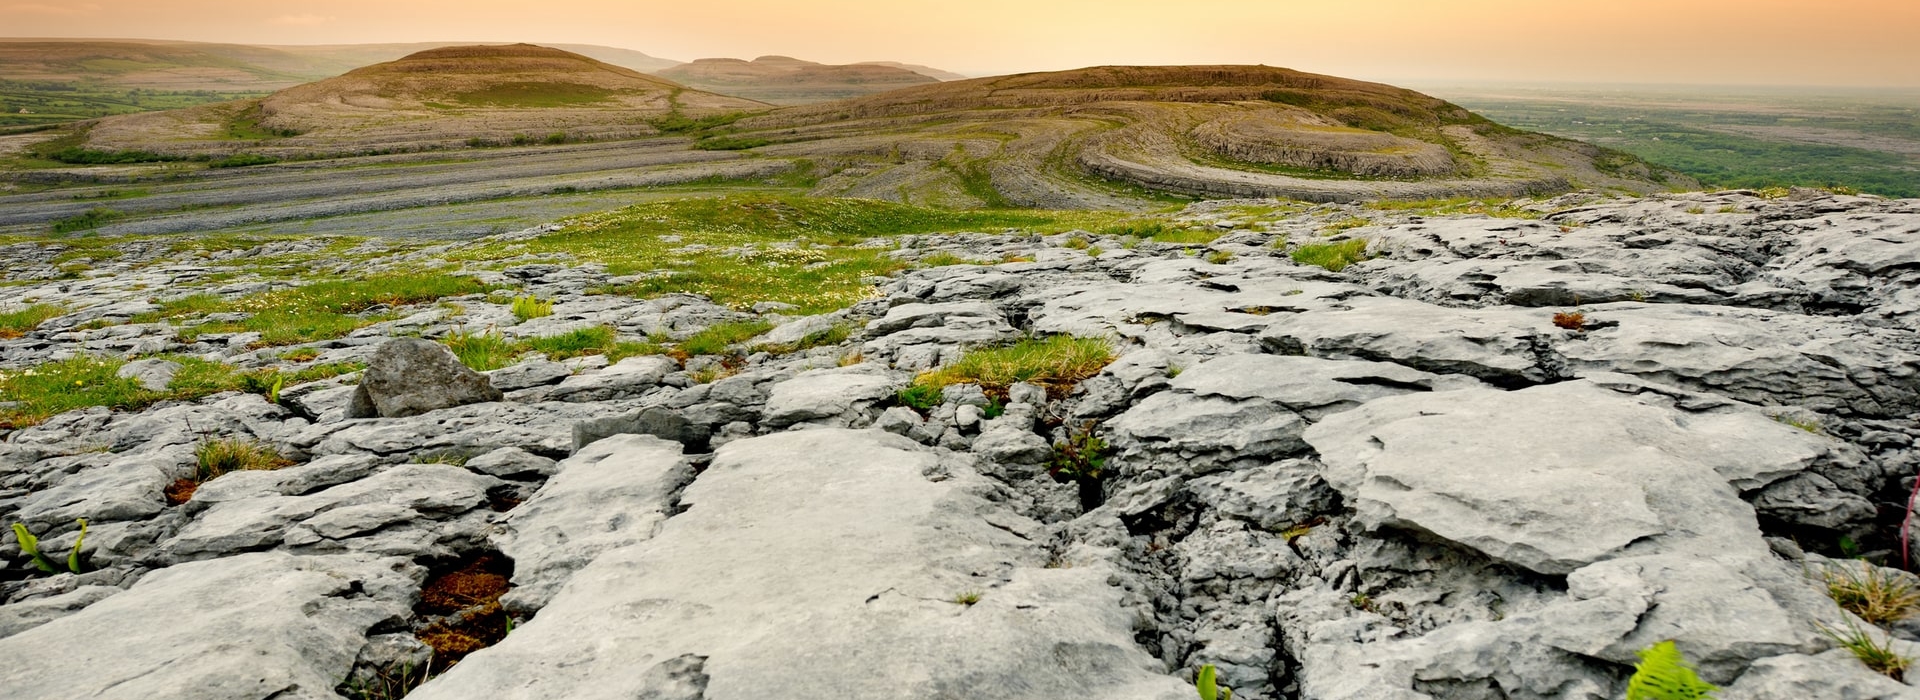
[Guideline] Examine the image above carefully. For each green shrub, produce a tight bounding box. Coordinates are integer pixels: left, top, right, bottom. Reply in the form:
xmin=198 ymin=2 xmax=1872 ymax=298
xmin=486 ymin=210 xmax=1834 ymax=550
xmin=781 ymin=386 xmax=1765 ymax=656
xmin=693 ymin=136 xmax=770 ymax=151
xmin=1290 ymin=239 xmax=1370 ymax=272
xmin=896 ymin=384 xmax=942 ymax=411
xmin=1625 ymin=641 xmax=1718 ymax=700
xmin=51 ymin=207 xmax=124 ymax=234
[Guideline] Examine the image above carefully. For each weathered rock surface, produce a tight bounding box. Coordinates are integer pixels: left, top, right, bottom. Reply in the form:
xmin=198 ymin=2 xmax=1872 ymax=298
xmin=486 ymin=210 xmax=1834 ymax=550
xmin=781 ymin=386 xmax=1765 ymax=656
xmin=4 ymin=191 xmax=1918 ymax=699
xmin=411 ymin=430 xmax=1190 ymax=700
xmin=0 ymin=552 xmax=419 ymax=700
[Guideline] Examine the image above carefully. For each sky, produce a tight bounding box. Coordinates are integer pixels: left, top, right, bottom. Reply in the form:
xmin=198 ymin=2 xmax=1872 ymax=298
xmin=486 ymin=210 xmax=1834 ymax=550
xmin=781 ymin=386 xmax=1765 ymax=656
xmin=7 ymin=0 xmax=1920 ymax=87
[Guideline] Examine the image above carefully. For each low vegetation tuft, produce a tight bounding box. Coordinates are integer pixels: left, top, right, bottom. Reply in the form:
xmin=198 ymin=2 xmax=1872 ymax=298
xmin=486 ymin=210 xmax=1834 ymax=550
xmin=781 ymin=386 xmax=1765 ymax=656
xmin=1290 ymin=239 xmax=1370 ymax=272
xmin=1822 ymin=561 xmax=1920 ymax=626
xmin=913 ymin=335 xmax=1113 ymax=397
xmin=0 ymin=304 xmax=64 ymax=339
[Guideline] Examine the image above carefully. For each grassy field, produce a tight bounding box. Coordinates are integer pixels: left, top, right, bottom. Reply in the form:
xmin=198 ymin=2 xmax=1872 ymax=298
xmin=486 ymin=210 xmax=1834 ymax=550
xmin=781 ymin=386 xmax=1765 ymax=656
xmin=1431 ymin=85 xmax=1920 ymax=197
xmin=0 ymin=82 xmax=264 ymax=129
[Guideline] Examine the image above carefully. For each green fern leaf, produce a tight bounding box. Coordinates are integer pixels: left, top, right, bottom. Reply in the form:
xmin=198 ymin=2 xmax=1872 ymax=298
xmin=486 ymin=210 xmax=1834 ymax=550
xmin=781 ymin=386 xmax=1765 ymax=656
xmin=1627 ymin=641 xmax=1718 ymax=700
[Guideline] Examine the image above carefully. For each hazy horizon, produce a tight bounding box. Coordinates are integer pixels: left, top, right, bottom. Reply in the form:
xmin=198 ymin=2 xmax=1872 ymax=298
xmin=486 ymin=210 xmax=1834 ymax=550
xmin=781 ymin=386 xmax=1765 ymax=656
xmin=6 ymin=0 xmax=1919 ymax=88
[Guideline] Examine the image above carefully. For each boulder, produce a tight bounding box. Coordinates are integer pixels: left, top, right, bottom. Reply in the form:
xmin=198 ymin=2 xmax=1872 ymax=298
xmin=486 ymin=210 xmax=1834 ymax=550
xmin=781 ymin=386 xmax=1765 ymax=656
xmin=347 ymin=338 xmax=502 ymax=418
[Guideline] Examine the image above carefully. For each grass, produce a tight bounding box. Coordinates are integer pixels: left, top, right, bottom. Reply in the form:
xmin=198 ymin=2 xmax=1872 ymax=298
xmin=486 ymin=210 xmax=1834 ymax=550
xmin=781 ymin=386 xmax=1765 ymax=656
xmin=755 ymin=322 xmax=855 ymax=355
xmin=1822 ymin=562 xmax=1920 ymax=626
xmin=693 ymin=136 xmax=771 ymax=151
xmin=912 ymin=335 xmax=1114 ymax=397
xmin=0 ymin=304 xmax=64 ymax=339
xmin=1365 ymin=197 xmax=1541 ymax=219
xmin=678 ymin=321 xmax=774 ymax=357
xmin=172 ymin=273 xmax=493 ymax=347
xmin=1290 ymin=239 xmax=1371 ymax=272
xmin=509 ymin=295 xmax=552 ymax=322
xmin=457 ymin=196 xmax=1129 ymax=314
xmin=452 ymin=82 xmax=615 ymax=108
xmin=1819 ymin=618 xmax=1912 ymax=681
xmin=192 ymin=437 xmax=292 ymax=481
xmin=0 ymin=354 xmax=361 ymax=429
xmin=207 ymin=153 xmax=278 ymax=168
xmin=951 ymin=591 xmax=982 ymax=606
xmin=442 ymin=325 xmax=674 ymax=371
xmin=51 ymin=207 xmax=124 ymax=234
xmin=1204 ymin=250 xmax=1234 ymax=264
xmin=1099 ymin=219 xmax=1221 ymax=245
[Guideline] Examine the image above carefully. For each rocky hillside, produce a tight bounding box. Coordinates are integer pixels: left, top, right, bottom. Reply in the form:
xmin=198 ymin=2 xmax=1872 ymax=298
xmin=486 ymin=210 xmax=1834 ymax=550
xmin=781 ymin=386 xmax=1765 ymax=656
xmin=1 ymin=188 xmax=1916 ymax=698
xmin=719 ymin=65 xmax=1691 ymax=208
xmin=657 ymin=56 xmax=941 ymax=105
xmin=75 ymin=44 xmax=763 ymax=157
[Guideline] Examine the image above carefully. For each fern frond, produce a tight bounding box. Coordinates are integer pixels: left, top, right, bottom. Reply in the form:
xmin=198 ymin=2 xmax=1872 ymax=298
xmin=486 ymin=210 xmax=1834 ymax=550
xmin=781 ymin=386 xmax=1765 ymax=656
xmin=1626 ymin=641 xmax=1718 ymax=700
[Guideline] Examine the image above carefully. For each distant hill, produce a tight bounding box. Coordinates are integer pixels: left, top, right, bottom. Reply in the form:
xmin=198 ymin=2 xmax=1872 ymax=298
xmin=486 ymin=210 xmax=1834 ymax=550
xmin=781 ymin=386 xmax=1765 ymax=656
xmin=76 ymin=44 xmax=763 ymax=156
xmin=0 ymin=38 xmax=681 ymax=92
xmin=716 ymin=65 xmax=1691 ymax=207
xmin=658 ymin=56 xmax=940 ymax=105
xmin=855 ymin=62 xmax=967 ymax=82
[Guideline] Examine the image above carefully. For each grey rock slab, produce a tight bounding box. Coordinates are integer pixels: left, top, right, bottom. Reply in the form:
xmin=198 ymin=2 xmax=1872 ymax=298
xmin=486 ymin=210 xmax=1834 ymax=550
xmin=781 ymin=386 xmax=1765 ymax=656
xmin=300 ymin=401 xmax=604 ymax=458
xmin=1723 ymin=651 xmax=1920 ymax=699
xmin=1559 ymin=302 xmax=1920 ymax=417
xmin=0 ymin=585 xmax=119 ymax=640
xmin=115 ymin=358 xmax=181 ymax=391
xmin=347 ymin=337 xmax=502 ymax=419
xmin=495 ymin=434 xmax=694 ymax=612
xmin=761 ymin=367 xmax=903 ymax=428
xmin=161 ymin=464 xmax=500 ymax=561
xmin=1259 ymin=296 xmax=1564 ymax=387
xmin=547 ymin=355 xmax=677 ymax=402
xmin=759 ymin=312 xmax=845 ymax=346
xmin=14 ymin=447 xmax=187 ymax=525
xmin=483 ymin=359 xmax=573 ymax=392
xmin=464 ymin=446 xmax=559 ymax=480
xmin=572 ymin=405 xmax=703 ymax=452
xmin=0 ymin=552 xmax=419 ymax=700
xmin=1304 ymin=379 xmax=1831 ymax=574
xmin=410 ymin=429 xmax=1189 ymax=700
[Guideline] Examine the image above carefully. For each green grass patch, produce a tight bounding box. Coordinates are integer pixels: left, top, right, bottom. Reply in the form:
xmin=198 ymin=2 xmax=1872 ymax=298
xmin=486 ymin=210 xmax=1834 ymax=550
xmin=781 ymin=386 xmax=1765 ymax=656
xmin=1290 ymin=239 xmax=1371 ymax=272
xmin=174 ymin=273 xmax=493 ymax=347
xmin=0 ymin=304 xmax=64 ymax=338
xmin=461 ymin=195 xmax=1127 ymax=314
xmin=51 ymin=207 xmax=124 ymax=234
xmin=444 ymin=328 xmax=520 ymax=372
xmin=510 ymin=295 xmax=553 ymax=322
xmin=0 ymin=354 xmax=352 ymax=429
xmin=650 ymin=111 xmax=752 ymax=134
xmin=913 ymin=335 xmax=1113 ymax=397
xmin=693 ymin=136 xmax=770 ymax=151
xmin=452 ymin=82 xmax=616 ymax=108
xmin=207 ymin=153 xmax=279 ymax=168
xmin=522 ymin=325 xmax=622 ymax=361
xmin=1366 ymin=197 xmax=1540 ymax=219
xmin=443 ymin=325 xmax=674 ymax=371
xmin=1099 ymin=218 xmax=1220 ymax=245
xmin=679 ymin=320 xmax=773 ymax=357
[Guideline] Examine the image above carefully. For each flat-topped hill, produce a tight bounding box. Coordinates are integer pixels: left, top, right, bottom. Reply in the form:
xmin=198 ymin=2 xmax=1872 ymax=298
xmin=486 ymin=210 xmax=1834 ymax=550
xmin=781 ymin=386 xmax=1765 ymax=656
xmin=717 ymin=65 xmax=1689 ymax=207
xmin=75 ymin=44 xmax=764 ymax=157
xmin=658 ymin=55 xmax=940 ymax=105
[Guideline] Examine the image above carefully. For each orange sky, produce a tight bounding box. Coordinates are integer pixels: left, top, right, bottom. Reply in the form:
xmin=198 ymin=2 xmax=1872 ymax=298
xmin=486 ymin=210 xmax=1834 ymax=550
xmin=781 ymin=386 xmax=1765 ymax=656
xmin=8 ymin=0 xmax=1920 ymax=86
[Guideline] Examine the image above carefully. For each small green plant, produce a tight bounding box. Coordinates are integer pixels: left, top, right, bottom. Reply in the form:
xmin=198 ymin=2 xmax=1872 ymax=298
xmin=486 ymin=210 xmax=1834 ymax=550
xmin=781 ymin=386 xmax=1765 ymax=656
xmin=1196 ymin=664 xmax=1233 ymax=700
xmin=1061 ymin=235 xmax=1092 ymax=250
xmin=1204 ymin=250 xmax=1234 ymax=264
xmin=951 ymin=591 xmax=982 ymax=606
xmin=1050 ymin=421 xmax=1110 ymax=511
xmin=1822 ymin=561 xmax=1920 ymax=625
xmin=1291 ymin=239 xmax=1370 ymax=272
xmin=1774 ymin=414 xmax=1824 ymax=435
xmin=1818 ymin=619 xmax=1911 ymax=682
xmin=340 ymin=660 xmax=435 ymax=700
xmin=266 ymin=374 xmax=286 ymax=404
xmin=10 ymin=519 xmax=88 ymax=574
xmin=896 ymin=384 xmax=943 ymax=412
xmin=510 ymin=295 xmax=553 ymax=322
xmin=1625 ymin=641 xmax=1719 ymax=700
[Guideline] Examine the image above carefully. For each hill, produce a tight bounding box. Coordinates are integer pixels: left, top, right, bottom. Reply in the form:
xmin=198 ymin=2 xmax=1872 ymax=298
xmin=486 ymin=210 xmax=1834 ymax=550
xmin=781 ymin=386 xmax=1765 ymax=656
xmin=658 ymin=56 xmax=940 ymax=105
xmin=71 ymin=44 xmax=762 ymax=157
xmin=705 ymin=65 xmax=1690 ymax=207
xmin=855 ymin=61 xmax=967 ymax=82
